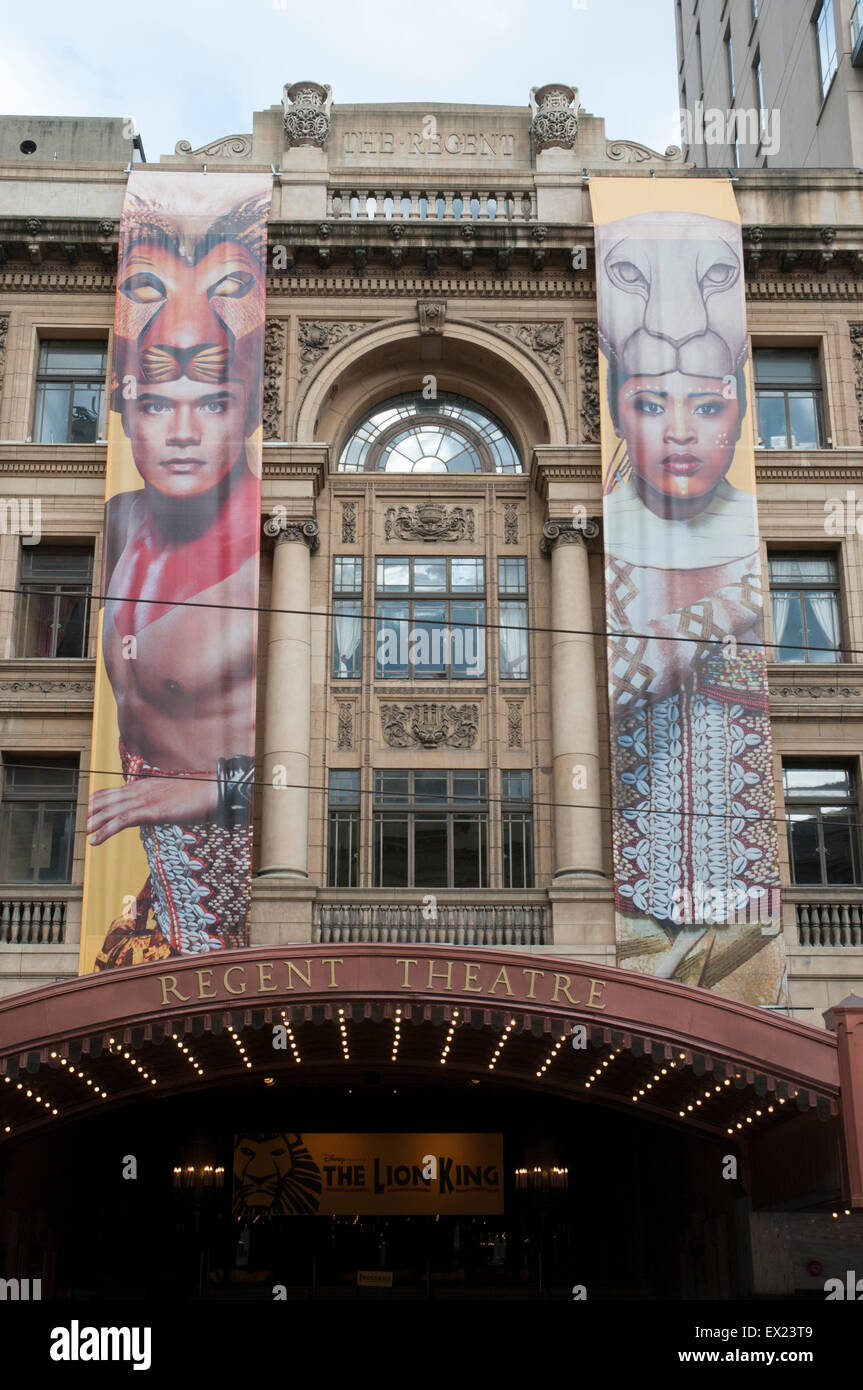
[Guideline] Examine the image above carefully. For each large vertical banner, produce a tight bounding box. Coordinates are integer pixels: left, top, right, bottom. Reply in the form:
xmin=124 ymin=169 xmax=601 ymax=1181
xmin=79 ymin=172 xmax=271 ymax=973
xmin=591 ymin=180 xmax=787 ymax=1005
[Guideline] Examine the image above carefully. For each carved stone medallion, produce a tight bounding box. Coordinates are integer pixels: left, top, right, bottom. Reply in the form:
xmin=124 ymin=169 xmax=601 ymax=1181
xmin=384 ymin=503 xmax=474 ymax=543
xmin=381 ymin=702 xmax=478 ymax=749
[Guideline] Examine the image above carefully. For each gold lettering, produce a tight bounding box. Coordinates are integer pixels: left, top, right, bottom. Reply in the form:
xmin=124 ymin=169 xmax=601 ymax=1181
xmin=285 ymin=960 xmax=312 ymax=990
xmin=257 ymin=963 xmax=277 ymax=993
xmin=487 ymin=966 xmax=514 ymax=997
xmin=158 ymin=974 xmax=191 ymax=1006
xmin=463 ymin=961 xmax=482 ymax=992
xmin=521 ymin=968 xmax=545 ymax=999
xmin=427 ymin=959 xmax=454 ymax=991
xmin=587 ymin=978 xmax=607 ymax=1010
xmin=552 ymin=973 xmax=578 ymax=1005
xmin=320 ymin=958 xmax=343 ymax=989
xmin=223 ymin=965 xmax=247 ymax=995
xmin=396 ymin=958 xmax=419 ymax=988
xmin=195 ymin=968 xmax=215 ymax=999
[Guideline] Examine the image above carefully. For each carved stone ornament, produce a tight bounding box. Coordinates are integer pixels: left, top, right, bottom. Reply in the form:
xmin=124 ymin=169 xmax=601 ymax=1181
xmin=504 ymin=503 xmax=519 ymax=545
xmin=0 ymin=314 xmax=8 ymax=401
xmin=283 ymin=81 xmax=332 ymax=148
xmin=418 ymin=300 xmax=446 ymax=336
xmin=605 ymin=140 xmax=682 ymax=163
xmin=381 ymin=702 xmax=478 ymax=749
xmin=341 ymin=500 xmax=357 ymax=544
xmin=506 ymin=703 xmax=524 ymax=749
xmin=298 ymin=320 xmax=361 ymax=375
xmin=529 ymin=83 xmax=579 ymax=152
xmin=174 ymin=134 xmax=252 ymax=159
xmin=263 ymin=319 xmax=286 ymax=441
xmin=263 ymin=515 xmax=320 ymax=550
xmin=577 ymin=321 xmax=600 ymax=444
xmin=851 ymin=325 xmax=863 ymax=444
xmin=496 ymin=321 xmax=563 ymax=378
xmin=337 ymin=702 xmax=354 ymax=749
xmin=540 ymin=516 xmax=599 ymax=553
xmin=385 ymin=503 xmax=474 ymax=543
xmin=0 ymin=680 xmax=94 ymax=695
xmin=776 ymin=685 xmax=855 ymax=699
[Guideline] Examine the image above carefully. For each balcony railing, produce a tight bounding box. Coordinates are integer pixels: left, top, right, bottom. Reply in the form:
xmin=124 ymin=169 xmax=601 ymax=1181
xmin=0 ymin=893 xmax=69 ymax=945
xmin=314 ymin=891 xmax=550 ymax=946
xmin=793 ymin=894 xmax=863 ymax=948
xmin=326 ymin=187 xmax=536 ymax=223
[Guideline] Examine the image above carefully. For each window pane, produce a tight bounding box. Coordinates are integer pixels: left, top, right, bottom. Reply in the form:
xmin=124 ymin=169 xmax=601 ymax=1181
xmin=329 ymin=769 xmax=360 ymax=805
xmin=502 ymin=771 xmax=531 ymax=801
xmin=452 ymin=817 xmax=485 ymax=888
xmin=769 ymin=554 xmax=837 ymax=584
xmin=33 ymin=383 xmax=71 ymax=444
xmin=376 ymin=770 xmax=409 ymax=804
xmin=377 ymin=559 xmax=410 ymax=592
xmin=333 ymin=601 xmax=362 ymax=678
xmin=376 ymin=603 xmax=408 ymax=677
xmin=70 ymin=381 xmax=103 ymax=443
xmin=5 ymin=761 xmax=77 ymax=795
xmin=412 ymin=559 xmax=447 ymax=592
xmin=54 ymin=591 xmax=89 ymax=658
xmin=375 ymin=816 xmax=409 ymax=886
xmin=803 ymin=592 xmax=840 ymax=661
xmin=412 ymin=602 xmax=447 ymax=676
xmin=39 ymin=340 xmax=107 ymax=376
xmin=787 ymin=393 xmax=822 ymax=449
xmin=771 ymin=592 xmax=807 ymax=662
xmin=503 ymin=813 xmax=533 ymax=888
xmin=451 ymin=558 xmax=484 ymax=591
xmin=756 ymin=391 xmax=789 ymax=448
xmin=451 ymin=601 xmax=485 ymax=677
xmin=452 ymin=771 xmax=484 ymax=804
xmin=328 ymin=812 xmax=358 ymax=886
xmin=334 ymin=557 xmax=362 ymax=593
xmin=499 ymin=601 xmax=528 ymax=679
xmin=784 ymin=766 xmax=852 ymax=800
xmin=498 ymin=558 xmax=526 ymax=594
xmin=821 ymin=808 xmax=857 ymax=884
xmin=1 ymin=803 xmax=73 ymax=883
xmin=414 ymin=771 xmax=448 ymax=804
xmin=21 ymin=549 xmax=93 ymax=583
xmin=414 ymin=818 xmax=448 ymax=886
xmin=754 ymin=349 xmax=820 ymax=385
xmin=787 ymin=812 xmax=822 ymax=884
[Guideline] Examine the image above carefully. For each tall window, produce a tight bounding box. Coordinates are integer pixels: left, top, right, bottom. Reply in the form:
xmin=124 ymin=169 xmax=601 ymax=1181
xmin=498 ymin=557 xmax=528 ymax=680
xmin=502 ymin=771 xmax=534 ymax=889
xmin=751 ymin=0 xmax=758 ymax=19
xmin=332 ymin=557 xmax=363 ymax=678
xmin=32 ymin=340 xmax=107 ymax=444
xmin=327 ymin=770 xmax=360 ymax=887
xmin=695 ymin=23 xmax=704 ymax=97
xmin=753 ymin=53 xmax=765 ymax=113
xmin=0 ymin=756 xmax=78 ymax=883
xmin=376 ymin=556 xmax=485 ymax=679
xmin=754 ymin=348 xmax=824 ymax=449
xmin=16 ymin=547 xmax=93 ymax=658
xmin=725 ymin=26 xmax=735 ymax=101
xmin=784 ymin=764 xmax=859 ymax=885
xmin=815 ymin=0 xmax=838 ymax=100
xmin=373 ymin=769 xmax=488 ymax=887
xmin=768 ymin=553 xmax=841 ymax=663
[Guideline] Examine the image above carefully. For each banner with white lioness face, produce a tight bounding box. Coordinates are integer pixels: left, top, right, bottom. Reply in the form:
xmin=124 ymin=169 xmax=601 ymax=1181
xmin=590 ymin=179 xmax=787 ymax=1005
xmin=79 ymin=171 xmax=271 ymax=973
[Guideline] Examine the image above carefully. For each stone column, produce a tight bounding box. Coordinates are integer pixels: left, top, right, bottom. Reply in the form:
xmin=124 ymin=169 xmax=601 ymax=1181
xmin=258 ymin=516 xmax=319 ymax=877
xmin=541 ymin=518 xmax=604 ymax=879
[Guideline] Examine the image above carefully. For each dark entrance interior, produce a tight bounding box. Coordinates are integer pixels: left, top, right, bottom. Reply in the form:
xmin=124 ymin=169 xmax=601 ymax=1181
xmin=0 ymin=1073 xmax=749 ymax=1299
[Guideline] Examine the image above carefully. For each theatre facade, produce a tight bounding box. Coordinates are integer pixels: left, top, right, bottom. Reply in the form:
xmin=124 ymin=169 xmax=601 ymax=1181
xmin=0 ymin=84 xmax=862 ymax=1298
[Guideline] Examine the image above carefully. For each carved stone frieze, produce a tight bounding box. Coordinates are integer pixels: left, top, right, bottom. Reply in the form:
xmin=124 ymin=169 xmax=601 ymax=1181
xmin=263 ymin=319 xmax=286 ymax=441
xmin=577 ymin=321 xmax=600 ymax=445
xmin=504 ymin=503 xmax=519 ymax=545
xmin=417 ymin=300 xmax=446 ymax=335
xmin=385 ymin=503 xmax=474 ymax=543
xmin=283 ymin=81 xmax=332 ymax=148
xmin=775 ymin=685 xmax=856 ymax=699
xmin=506 ymin=702 xmax=524 ymax=748
xmin=0 ymin=680 xmax=93 ymax=694
xmin=381 ymin=702 xmax=478 ymax=749
xmin=495 ymin=321 xmax=563 ymax=378
xmin=173 ymin=134 xmax=252 ymax=158
xmin=529 ymin=83 xmax=579 ymax=152
xmin=298 ymin=319 xmax=362 ymax=375
xmin=851 ymin=325 xmax=863 ymax=444
xmin=337 ymin=702 xmax=354 ymax=749
xmin=341 ymin=500 xmax=357 ymax=544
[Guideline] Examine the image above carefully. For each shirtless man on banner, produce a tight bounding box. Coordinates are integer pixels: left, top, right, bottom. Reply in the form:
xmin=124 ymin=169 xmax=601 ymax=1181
xmin=87 ymin=184 xmax=269 ymax=968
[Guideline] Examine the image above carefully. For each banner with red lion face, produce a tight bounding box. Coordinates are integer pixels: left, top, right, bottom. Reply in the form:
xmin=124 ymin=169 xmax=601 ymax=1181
xmin=79 ymin=172 xmax=272 ymax=973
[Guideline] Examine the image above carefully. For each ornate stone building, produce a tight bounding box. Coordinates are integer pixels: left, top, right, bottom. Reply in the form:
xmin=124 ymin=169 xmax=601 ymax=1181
xmin=0 ymin=85 xmax=862 ymax=1298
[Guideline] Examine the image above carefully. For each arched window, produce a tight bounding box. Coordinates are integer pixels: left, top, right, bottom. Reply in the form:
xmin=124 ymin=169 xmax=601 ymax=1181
xmin=337 ymin=392 xmax=522 ymax=473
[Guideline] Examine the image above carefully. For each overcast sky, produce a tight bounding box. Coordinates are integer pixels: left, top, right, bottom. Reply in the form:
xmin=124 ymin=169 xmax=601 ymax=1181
xmin=0 ymin=0 xmax=681 ymax=161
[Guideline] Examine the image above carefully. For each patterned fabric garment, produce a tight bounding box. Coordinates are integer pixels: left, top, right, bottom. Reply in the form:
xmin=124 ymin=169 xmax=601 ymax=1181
xmin=94 ymin=744 xmax=250 ymax=970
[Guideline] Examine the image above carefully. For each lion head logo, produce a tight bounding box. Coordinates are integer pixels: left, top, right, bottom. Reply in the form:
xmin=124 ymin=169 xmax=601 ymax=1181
xmin=232 ymin=1133 xmax=322 ymax=1220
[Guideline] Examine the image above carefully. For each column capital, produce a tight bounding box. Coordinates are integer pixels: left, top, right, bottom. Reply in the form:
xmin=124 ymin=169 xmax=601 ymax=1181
xmin=540 ymin=516 xmax=600 ymax=554
xmin=263 ymin=515 xmax=320 ymax=551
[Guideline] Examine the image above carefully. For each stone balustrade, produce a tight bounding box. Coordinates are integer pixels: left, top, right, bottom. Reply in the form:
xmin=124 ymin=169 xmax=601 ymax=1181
xmin=326 ymin=186 xmax=536 ymax=222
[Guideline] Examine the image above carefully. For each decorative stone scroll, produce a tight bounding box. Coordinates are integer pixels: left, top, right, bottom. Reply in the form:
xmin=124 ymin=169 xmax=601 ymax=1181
xmin=174 ymin=134 xmax=253 ymax=158
xmin=540 ymin=516 xmax=600 ymax=553
xmin=263 ymin=516 xmax=320 ymax=551
xmin=577 ymin=321 xmax=600 ymax=444
xmin=283 ymin=82 xmax=332 ymax=148
xmin=263 ymin=319 xmax=286 ymax=441
xmin=496 ymin=322 xmax=563 ymax=378
xmin=298 ymin=320 xmax=362 ymax=375
xmin=385 ymin=503 xmax=474 ymax=543
xmin=381 ymin=702 xmax=479 ymax=749
xmin=605 ymin=140 xmax=682 ymax=163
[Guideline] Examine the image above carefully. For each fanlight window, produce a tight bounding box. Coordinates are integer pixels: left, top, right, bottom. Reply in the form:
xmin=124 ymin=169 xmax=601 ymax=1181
xmin=338 ymin=392 xmax=522 ymax=473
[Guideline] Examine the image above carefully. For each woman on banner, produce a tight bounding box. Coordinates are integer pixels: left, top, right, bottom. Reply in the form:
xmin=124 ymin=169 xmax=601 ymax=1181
xmin=596 ymin=209 xmax=786 ymax=1001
